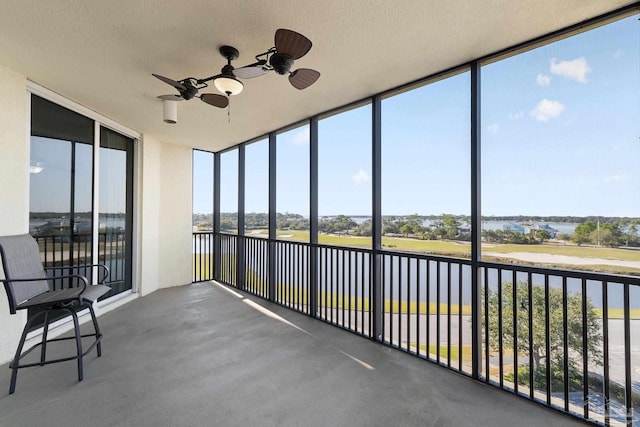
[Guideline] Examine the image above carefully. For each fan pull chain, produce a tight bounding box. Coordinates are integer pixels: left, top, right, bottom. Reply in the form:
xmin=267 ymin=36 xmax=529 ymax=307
xmin=227 ymin=99 xmax=231 ymax=123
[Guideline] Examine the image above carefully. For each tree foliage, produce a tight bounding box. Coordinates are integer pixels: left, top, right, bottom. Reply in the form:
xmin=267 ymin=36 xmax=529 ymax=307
xmin=318 ymin=215 xmax=357 ymax=233
xmin=485 ymin=281 xmax=602 ymax=381
xmin=352 ymin=219 xmax=372 ymax=236
xmin=196 ymin=212 xmax=640 ymax=248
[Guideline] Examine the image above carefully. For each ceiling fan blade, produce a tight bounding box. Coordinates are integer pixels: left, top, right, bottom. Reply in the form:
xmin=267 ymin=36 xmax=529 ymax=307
xmin=152 ymin=73 xmax=187 ymax=91
xmin=275 ymin=29 xmax=312 ymax=59
xmin=200 ymin=93 xmax=229 ymax=108
xmin=233 ymin=61 xmax=269 ymax=79
xmin=289 ymin=68 xmax=320 ymax=90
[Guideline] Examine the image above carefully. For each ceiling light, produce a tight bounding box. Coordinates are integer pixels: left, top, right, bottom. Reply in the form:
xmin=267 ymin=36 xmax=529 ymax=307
xmin=214 ymin=75 xmax=243 ymax=96
xmin=162 ymin=99 xmax=178 ymax=124
xmin=30 ymin=162 xmax=44 ymax=174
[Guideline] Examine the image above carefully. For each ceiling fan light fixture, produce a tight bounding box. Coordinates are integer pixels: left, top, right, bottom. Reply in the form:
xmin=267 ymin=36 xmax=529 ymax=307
xmin=214 ymin=75 xmax=244 ymax=96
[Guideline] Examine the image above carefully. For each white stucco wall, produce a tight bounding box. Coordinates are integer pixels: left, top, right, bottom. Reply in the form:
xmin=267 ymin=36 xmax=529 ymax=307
xmin=139 ymin=135 xmax=161 ymax=296
xmin=0 ymin=64 xmax=29 ymax=362
xmin=158 ymin=141 xmax=193 ymax=289
xmin=138 ymin=135 xmax=193 ymax=295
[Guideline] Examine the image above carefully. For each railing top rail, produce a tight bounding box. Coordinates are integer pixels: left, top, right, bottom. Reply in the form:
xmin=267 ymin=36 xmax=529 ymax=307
xmin=206 ymin=231 xmax=640 ymax=283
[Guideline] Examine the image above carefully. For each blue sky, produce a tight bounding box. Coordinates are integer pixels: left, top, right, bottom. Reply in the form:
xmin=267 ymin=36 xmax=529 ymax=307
xmin=195 ymin=15 xmax=639 ymax=218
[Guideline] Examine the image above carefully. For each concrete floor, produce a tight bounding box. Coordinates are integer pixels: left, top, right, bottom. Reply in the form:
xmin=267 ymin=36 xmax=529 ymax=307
xmin=0 ymin=282 xmax=588 ymax=427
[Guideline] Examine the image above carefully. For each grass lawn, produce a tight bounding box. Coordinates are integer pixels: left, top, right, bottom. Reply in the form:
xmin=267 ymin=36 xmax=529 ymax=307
xmin=267 ymin=230 xmax=640 ymax=275
xmin=268 ymin=229 xmax=640 ymax=261
xmin=594 ymin=308 xmax=640 ymax=319
xmin=417 ymin=344 xmax=473 ymax=363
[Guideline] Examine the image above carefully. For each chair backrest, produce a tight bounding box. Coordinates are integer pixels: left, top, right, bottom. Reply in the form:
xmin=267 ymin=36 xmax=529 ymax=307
xmin=0 ymin=234 xmax=49 ymax=313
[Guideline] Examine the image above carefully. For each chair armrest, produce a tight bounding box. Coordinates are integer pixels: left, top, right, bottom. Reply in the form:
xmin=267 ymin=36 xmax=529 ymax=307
xmin=44 ymin=264 xmax=110 ymax=284
xmin=1 ymin=274 xmax=88 ymax=293
xmin=1 ymin=275 xmax=88 ymax=312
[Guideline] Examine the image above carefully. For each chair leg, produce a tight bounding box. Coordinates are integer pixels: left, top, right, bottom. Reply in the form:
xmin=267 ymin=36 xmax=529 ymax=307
xmin=40 ymin=311 xmax=50 ymax=366
xmin=9 ymin=315 xmax=38 ymax=394
xmin=88 ymin=304 xmax=102 ymax=357
xmin=70 ymin=310 xmax=84 ymax=382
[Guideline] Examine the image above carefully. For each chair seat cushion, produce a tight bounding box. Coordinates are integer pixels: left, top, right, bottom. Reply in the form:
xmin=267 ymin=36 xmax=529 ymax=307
xmin=15 ymin=285 xmax=111 ymax=310
xmin=80 ymin=284 xmax=111 ymax=302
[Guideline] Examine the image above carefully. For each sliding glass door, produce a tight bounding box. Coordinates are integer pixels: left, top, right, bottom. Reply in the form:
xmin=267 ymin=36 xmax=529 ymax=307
xmin=30 ymin=96 xmax=94 ymax=281
xmin=30 ymin=94 xmax=135 ymax=299
xmin=99 ymin=127 xmax=134 ymax=297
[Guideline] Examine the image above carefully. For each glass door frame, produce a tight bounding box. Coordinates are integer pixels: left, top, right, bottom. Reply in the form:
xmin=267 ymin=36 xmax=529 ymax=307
xmin=29 ymin=82 xmax=141 ymax=296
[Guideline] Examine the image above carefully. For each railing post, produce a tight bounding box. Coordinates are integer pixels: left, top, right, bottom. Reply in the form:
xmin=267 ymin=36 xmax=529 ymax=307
xmin=470 ymin=61 xmax=482 ymax=380
xmin=268 ymin=132 xmax=277 ymax=302
xmin=213 ymin=152 xmax=221 ymax=282
xmin=624 ymin=282 xmax=632 ymax=426
xmin=309 ymin=118 xmax=319 ymax=317
xmin=372 ymin=95 xmax=383 ymax=341
xmin=237 ymin=145 xmax=246 ymax=290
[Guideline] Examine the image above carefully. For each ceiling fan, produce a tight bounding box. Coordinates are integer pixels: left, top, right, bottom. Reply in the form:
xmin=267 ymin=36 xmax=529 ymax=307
xmin=233 ymin=28 xmax=321 ymax=90
xmin=152 ymin=29 xmax=320 ymax=117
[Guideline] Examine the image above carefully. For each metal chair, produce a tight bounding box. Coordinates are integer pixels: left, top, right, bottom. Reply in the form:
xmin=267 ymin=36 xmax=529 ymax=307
xmin=0 ymin=233 xmax=111 ymax=394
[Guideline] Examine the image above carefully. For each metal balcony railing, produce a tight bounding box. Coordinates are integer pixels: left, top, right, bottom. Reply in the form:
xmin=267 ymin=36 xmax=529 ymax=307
xmin=33 ymin=231 xmax=127 ymax=293
xmin=193 ymin=231 xmax=640 ymax=426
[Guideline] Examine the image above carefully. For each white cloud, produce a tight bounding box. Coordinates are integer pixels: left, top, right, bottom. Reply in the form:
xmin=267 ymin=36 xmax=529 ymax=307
xmin=487 ymin=124 xmax=499 ymax=134
xmin=604 ymin=174 xmax=631 ymax=183
xmin=353 ymin=169 xmax=370 ymax=184
xmin=550 ymin=57 xmax=591 ymax=83
xmin=292 ymin=129 xmax=309 ymax=145
xmin=509 ymin=111 xmax=525 ymax=120
xmin=530 ymin=99 xmax=565 ymax=122
xmin=536 ymin=73 xmax=551 ymax=86
xmin=613 ymin=49 xmax=624 ymax=59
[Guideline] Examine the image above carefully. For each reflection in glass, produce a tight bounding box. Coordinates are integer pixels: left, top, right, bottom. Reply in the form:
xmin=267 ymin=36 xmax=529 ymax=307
xmin=30 ymin=137 xmax=71 ymax=231
xmin=29 ymin=137 xmax=93 ymax=272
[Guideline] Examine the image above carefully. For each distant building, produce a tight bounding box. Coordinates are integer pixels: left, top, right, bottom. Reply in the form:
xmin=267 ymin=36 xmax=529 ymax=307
xmin=503 ymin=223 xmax=526 ymax=234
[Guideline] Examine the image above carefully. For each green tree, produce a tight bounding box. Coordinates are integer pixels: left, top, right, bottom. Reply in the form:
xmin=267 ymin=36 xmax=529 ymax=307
xmin=442 ymin=214 xmax=460 ymax=240
xmin=486 ymin=281 xmax=602 ymax=382
xmin=319 ymin=215 xmax=356 ymax=233
xmin=400 ymin=223 xmax=413 ymax=237
xmin=353 ymin=219 xmax=372 ymax=236
xmin=625 ymin=221 xmax=639 ymax=247
xmin=382 ymin=217 xmax=400 ymax=235
xmin=535 ymin=229 xmax=551 ymax=243
xmin=599 ymin=222 xmax=623 ymax=247
xmin=573 ymin=221 xmax=597 ymax=245
xmin=405 ymin=214 xmax=424 ymax=235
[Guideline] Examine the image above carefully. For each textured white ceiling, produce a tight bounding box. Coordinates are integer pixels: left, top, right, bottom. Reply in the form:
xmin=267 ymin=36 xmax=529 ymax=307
xmin=0 ymin=1 xmax=635 ymax=151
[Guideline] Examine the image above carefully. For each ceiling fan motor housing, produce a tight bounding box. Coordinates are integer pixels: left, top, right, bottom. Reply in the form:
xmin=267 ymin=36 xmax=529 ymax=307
xmin=181 ymin=80 xmax=198 ymax=100
xmin=270 ymin=53 xmax=294 ymax=75
xmin=221 ymin=64 xmax=235 ymax=76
